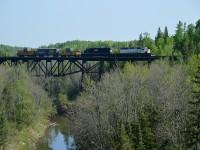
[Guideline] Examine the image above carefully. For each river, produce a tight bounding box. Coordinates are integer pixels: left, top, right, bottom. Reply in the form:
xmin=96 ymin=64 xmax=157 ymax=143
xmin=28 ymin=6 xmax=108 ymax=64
xmin=37 ymin=116 xmax=76 ymax=150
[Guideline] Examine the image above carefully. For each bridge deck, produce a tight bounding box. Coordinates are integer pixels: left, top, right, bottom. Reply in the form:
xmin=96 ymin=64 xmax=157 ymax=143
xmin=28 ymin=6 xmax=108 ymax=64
xmin=0 ymin=55 xmax=177 ymax=63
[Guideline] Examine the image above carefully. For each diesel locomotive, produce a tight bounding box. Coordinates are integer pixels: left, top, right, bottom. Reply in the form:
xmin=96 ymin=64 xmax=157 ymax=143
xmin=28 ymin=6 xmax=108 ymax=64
xmin=118 ymin=47 xmax=151 ymax=57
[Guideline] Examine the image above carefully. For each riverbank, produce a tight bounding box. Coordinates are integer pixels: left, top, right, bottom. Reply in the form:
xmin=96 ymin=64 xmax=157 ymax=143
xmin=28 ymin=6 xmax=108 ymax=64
xmin=3 ymin=117 xmax=52 ymax=150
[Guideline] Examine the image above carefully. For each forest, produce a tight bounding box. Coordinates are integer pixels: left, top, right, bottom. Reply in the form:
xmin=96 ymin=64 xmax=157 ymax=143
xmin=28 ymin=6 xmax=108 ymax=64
xmin=45 ymin=19 xmax=200 ymax=60
xmin=73 ymin=60 xmax=200 ymax=150
xmin=0 ymin=19 xmax=200 ymax=150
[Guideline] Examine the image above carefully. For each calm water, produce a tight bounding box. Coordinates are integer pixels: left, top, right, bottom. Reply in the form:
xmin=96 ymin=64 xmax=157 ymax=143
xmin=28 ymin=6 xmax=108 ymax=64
xmin=37 ymin=116 xmax=76 ymax=150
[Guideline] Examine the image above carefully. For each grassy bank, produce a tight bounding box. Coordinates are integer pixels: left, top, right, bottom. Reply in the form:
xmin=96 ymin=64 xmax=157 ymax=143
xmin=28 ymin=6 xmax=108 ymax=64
xmin=3 ymin=117 xmax=51 ymax=150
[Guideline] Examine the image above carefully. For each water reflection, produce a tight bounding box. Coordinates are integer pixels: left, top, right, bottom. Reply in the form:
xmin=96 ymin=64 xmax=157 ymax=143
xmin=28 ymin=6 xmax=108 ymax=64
xmin=37 ymin=116 xmax=76 ymax=150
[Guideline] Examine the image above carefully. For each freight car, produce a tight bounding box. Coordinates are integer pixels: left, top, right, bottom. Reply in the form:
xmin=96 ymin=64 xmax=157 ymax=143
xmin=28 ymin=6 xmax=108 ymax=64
xmin=37 ymin=48 xmax=59 ymax=57
xmin=17 ymin=48 xmax=37 ymax=57
xmin=59 ymin=48 xmax=81 ymax=57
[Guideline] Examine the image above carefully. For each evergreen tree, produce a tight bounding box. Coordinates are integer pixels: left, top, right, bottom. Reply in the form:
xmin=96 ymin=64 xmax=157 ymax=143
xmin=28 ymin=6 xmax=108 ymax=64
xmin=195 ymin=19 xmax=200 ymax=44
xmin=183 ymin=22 xmax=187 ymax=33
xmin=197 ymin=42 xmax=200 ymax=56
xmin=174 ymin=21 xmax=184 ymax=52
xmin=118 ymin=123 xmax=134 ymax=150
xmin=195 ymin=19 xmax=200 ymax=55
xmin=138 ymin=33 xmax=143 ymax=46
xmin=155 ymin=27 xmax=165 ymax=55
xmin=139 ymin=113 xmax=157 ymax=150
xmin=154 ymin=27 xmax=165 ymax=55
xmin=186 ymin=66 xmax=200 ymax=149
xmin=182 ymin=32 xmax=190 ymax=58
xmin=188 ymin=24 xmax=195 ymax=40
xmin=131 ymin=123 xmax=145 ymax=150
xmin=187 ymin=24 xmax=196 ymax=56
xmin=155 ymin=27 xmax=163 ymax=44
xmin=136 ymin=124 xmax=145 ymax=150
xmin=164 ymin=26 xmax=169 ymax=44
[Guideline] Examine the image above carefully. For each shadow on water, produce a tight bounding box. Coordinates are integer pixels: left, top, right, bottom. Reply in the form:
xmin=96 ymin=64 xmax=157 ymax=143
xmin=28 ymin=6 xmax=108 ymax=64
xmin=37 ymin=116 xmax=76 ymax=150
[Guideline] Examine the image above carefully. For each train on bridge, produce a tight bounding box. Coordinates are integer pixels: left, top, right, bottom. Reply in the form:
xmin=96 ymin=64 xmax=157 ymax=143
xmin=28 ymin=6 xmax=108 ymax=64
xmin=17 ymin=47 xmax=151 ymax=57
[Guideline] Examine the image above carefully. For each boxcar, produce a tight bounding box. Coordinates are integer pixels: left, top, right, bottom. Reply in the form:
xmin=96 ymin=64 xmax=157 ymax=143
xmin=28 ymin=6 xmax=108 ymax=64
xmin=37 ymin=48 xmax=59 ymax=57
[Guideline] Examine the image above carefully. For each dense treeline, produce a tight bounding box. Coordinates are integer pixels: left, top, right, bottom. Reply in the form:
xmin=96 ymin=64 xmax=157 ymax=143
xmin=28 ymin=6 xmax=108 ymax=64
xmin=0 ymin=45 xmax=21 ymax=56
xmin=73 ymin=60 xmax=200 ymax=150
xmin=44 ymin=19 xmax=200 ymax=60
xmin=0 ymin=66 xmax=54 ymax=149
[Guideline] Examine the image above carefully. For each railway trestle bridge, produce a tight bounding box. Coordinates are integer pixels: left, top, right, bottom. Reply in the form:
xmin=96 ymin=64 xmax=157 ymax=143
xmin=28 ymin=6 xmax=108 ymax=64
xmin=0 ymin=56 xmax=177 ymax=81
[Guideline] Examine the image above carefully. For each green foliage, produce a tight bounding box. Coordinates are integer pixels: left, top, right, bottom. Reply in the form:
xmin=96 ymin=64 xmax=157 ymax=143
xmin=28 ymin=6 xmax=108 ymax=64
xmin=139 ymin=113 xmax=157 ymax=150
xmin=138 ymin=33 xmax=143 ymax=46
xmin=164 ymin=26 xmax=169 ymax=43
xmin=0 ymin=105 xmax=8 ymax=148
xmin=39 ymin=18 xmax=200 ymax=59
xmin=186 ymin=66 xmax=200 ymax=150
xmin=186 ymin=55 xmax=200 ymax=79
xmin=74 ymin=61 xmax=190 ymax=149
xmin=139 ymin=32 xmax=153 ymax=48
xmin=54 ymin=93 xmax=71 ymax=114
xmin=1 ymin=69 xmax=35 ymax=129
xmin=174 ymin=21 xmax=184 ymax=52
xmin=81 ymin=75 xmax=95 ymax=90
xmin=0 ymin=44 xmax=21 ymax=56
xmin=0 ymin=66 xmax=54 ymax=149
xmin=135 ymin=124 xmax=145 ymax=150
xmin=117 ymin=123 xmax=134 ymax=150
xmin=155 ymin=27 xmax=163 ymax=45
xmin=195 ymin=20 xmax=200 ymax=45
xmin=47 ymin=40 xmax=135 ymax=52
xmin=172 ymin=19 xmax=200 ymax=59
xmin=13 ymin=79 xmax=34 ymax=128
xmin=16 ymin=102 xmax=24 ymax=130
xmin=128 ymin=113 xmax=157 ymax=150
xmin=38 ymin=76 xmax=80 ymax=115
xmin=1 ymin=19 xmax=200 ymax=61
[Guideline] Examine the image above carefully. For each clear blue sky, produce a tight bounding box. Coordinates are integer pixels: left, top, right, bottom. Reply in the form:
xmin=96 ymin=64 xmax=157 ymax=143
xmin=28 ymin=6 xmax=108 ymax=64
xmin=0 ymin=0 xmax=199 ymax=48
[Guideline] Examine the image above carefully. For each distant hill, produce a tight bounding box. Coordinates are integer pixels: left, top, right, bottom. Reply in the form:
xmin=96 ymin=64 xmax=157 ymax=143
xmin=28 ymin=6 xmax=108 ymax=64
xmin=44 ymin=40 xmax=138 ymax=53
